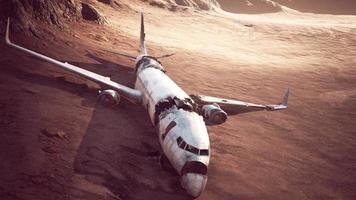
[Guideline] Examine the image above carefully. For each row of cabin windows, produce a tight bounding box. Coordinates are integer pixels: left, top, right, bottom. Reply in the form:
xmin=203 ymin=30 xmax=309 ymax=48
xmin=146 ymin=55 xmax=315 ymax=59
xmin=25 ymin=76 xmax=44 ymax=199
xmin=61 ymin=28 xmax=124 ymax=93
xmin=176 ymin=136 xmax=209 ymax=156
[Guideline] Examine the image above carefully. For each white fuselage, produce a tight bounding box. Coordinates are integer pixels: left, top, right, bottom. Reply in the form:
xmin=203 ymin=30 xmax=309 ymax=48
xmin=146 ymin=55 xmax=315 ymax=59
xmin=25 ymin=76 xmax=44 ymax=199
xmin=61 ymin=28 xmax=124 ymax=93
xmin=134 ymin=56 xmax=210 ymax=197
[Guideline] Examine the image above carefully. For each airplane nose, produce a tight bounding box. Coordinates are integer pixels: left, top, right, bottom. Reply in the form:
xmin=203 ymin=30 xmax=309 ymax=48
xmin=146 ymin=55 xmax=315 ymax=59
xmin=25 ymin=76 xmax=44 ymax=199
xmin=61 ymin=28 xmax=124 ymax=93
xmin=180 ymin=161 xmax=208 ymax=197
xmin=181 ymin=173 xmax=208 ymax=198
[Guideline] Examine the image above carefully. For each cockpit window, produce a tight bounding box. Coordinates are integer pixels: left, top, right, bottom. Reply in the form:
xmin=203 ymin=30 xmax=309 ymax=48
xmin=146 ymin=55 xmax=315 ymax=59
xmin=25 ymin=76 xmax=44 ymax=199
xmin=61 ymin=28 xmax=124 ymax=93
xmin=181 ymin=161 xmax=207 ymax=175
xmin=199 ymin=149 xmax=209 ymax=156
xmin=176 ymin=136 xmax=209 ymax=156
xmin=186 ymin=145 xmax=199 ymax=155
xmin=177 ymin=136 xmax=183 ymax=145
xmin=165 ymin=121 xmax=176 ymax=134
xmin=179 ymin=141 xmax=187 ymax=149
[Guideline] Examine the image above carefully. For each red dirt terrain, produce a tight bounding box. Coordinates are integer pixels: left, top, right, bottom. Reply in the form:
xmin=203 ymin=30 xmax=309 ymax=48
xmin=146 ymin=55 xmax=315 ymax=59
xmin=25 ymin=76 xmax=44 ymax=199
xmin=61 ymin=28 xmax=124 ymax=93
xmin=1 ymin=0 xmax=356 ymax=200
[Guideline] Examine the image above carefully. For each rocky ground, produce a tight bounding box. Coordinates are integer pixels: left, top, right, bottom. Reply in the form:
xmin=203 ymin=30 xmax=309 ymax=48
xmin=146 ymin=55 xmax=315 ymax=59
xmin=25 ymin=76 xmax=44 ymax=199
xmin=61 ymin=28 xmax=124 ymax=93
xmin=0 ymin=0 xmax=356 ymax=200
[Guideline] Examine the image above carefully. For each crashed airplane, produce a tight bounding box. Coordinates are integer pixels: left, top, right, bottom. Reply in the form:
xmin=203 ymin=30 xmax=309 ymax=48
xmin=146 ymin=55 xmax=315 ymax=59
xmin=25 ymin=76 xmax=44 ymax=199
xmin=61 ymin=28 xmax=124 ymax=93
xmin=5 ymin=14 xmax=289 ymax=197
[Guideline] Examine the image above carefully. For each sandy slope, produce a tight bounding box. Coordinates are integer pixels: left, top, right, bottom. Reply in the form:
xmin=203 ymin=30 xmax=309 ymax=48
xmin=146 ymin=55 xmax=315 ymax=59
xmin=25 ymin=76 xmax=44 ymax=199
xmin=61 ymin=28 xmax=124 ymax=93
xmin=1 ymin=0 xmax=356 ymax=200
xmin=273 ymin=0 xmax=356 ymax=15
xmin=216 ymin=0 xmax=356 ymax=15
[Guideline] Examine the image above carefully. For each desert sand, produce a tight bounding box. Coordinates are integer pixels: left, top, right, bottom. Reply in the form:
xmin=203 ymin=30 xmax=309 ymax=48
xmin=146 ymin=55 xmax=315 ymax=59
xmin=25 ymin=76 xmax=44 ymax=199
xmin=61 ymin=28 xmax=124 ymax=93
xmin=0 ymin=0 xmax=356 ymax=199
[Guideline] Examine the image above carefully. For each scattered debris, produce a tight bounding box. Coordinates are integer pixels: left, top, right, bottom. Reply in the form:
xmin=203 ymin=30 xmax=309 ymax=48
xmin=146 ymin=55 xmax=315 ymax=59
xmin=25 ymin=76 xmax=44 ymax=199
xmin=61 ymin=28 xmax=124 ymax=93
xmin=56 ymin=131 xmax=67 ymax=139
xmin=22 ymin=87 xmax=39 ymax=94
xmin=41 ymin=128 xmax=67 ymax=139
xmin=42 ymin=146 xmax=58 ymax=154
xmin=89 ymin=33 xmax=109 ymax=42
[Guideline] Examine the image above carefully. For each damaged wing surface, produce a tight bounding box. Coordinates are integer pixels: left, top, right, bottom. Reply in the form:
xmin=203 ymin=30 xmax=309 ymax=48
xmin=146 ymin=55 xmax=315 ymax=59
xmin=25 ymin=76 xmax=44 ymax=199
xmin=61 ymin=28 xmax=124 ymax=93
xmin=191 ymin=89 xmax=289 ymax=115
xmin=5 ymin=18 xmax=142 ymax=104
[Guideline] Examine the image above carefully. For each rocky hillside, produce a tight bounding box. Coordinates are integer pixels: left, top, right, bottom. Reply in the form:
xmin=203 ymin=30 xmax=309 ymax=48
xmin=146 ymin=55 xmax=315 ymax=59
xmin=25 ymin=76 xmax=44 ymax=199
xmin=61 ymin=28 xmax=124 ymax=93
xmin=0 ymin=0 xmax=114 ymax=36
xmin=1 ymin=0 xmax=80 ymax=33
xmin=145 ymin=0 xmax=286 ymax=13
xmin=142 ymin=0 xmax=220 ymax=11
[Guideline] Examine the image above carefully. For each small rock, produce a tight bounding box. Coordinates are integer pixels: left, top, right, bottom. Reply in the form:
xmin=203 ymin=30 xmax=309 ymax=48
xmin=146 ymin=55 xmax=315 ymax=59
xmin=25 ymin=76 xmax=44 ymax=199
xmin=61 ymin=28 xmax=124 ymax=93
xmin=41 ymin=128 xmax=55 ymax=137
xmin=42 ymin=146 xmax=58 ymax=154
xmin=30 ymin=176 xmax=46 ymax=185
xmin=22 ymin=87 xmax=38 ymax=94
xmin=149 ymin=0 xmax=166 ymax=8
xmin=96 ymin=35 xmax=109 ymax=42
xmin=41 ymin=128 xmax=67 ymax=139
xmin=98 ymin=0 xmax=113 ymax=5
xmin=56 ymin=131 xmax=67 ymax=139
xmin=244 ymin=24 xmax=254 ymax=28
xmin=90 ymin=34 xmax=109 ymax=42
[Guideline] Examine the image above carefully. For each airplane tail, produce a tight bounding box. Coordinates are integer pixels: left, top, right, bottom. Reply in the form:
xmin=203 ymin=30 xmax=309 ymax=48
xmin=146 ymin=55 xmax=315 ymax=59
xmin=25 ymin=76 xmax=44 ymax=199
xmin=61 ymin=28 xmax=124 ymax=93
xmin=139 ymin=13 xmax=147 ymax=56
xmin=108 ymin=13 xmax=175 ymax=63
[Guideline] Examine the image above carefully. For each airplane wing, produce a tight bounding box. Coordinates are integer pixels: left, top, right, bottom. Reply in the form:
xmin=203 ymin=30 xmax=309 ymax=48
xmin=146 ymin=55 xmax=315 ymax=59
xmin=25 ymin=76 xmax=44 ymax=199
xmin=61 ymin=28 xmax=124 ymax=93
xmin=104 ymin=49 xmax=137 ymax=60
xmin=105 ymin=49 xmax=175 ymax=60
xmin=5 ymin=18 xmax=142 ymax=104
xmin=190 ymin=89 xmax=289 ymax=115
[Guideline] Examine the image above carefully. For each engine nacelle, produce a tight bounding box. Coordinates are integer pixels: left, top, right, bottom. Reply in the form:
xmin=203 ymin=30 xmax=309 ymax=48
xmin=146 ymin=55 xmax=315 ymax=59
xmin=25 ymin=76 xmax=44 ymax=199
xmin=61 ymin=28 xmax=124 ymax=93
xmin=201 ymin=104 xmax=227 ymax=125
xmin=97 ymin=89 xmax=120 ymax=107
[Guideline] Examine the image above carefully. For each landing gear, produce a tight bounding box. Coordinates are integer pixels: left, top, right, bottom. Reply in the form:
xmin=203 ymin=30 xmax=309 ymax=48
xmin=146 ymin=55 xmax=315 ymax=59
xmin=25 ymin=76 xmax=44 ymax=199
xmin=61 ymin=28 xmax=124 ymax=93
xmin=159 ymin=154 xmax=177 ymax=175
xmin=159 ymin=153 xmax=169 ymax=168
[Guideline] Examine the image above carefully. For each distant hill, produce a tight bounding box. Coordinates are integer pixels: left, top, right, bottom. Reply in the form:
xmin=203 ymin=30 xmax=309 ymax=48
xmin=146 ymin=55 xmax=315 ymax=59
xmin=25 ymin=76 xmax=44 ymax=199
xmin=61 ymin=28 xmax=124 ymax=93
xmin=216 ymin=0 xmax=356 ymax=15
xmin=274 ymin=0 xmax=356 ymax=15
xmin=216 ymin=0 xmax=283 ymax=14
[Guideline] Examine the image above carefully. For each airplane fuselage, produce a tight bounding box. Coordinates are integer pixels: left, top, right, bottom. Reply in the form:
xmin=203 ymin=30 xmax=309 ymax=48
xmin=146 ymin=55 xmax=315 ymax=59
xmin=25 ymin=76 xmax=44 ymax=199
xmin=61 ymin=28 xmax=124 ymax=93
xmin=134 ymin=56 xmax=210 ymax=197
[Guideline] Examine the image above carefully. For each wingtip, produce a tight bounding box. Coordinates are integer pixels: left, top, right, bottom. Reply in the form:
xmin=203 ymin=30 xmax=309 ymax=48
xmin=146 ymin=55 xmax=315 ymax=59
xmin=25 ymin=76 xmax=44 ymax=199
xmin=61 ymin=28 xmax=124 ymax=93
xmin=5 ymin=17 xmax=11 ymax=44
xmin=282 ymin=88 xmax=289 ymax=106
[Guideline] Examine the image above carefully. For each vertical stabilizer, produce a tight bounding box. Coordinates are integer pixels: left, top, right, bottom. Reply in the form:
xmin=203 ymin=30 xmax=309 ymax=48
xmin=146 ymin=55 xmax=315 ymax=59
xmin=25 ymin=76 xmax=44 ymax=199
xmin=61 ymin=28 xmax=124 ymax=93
xmin=140 ymin=13 xmax=147 ymax=56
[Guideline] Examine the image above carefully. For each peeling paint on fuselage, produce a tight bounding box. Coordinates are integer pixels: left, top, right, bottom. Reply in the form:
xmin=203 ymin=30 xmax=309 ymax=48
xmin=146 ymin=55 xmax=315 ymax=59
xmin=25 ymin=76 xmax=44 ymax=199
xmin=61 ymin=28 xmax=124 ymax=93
xmin=134 ymin=56 xmax=210 ymax=174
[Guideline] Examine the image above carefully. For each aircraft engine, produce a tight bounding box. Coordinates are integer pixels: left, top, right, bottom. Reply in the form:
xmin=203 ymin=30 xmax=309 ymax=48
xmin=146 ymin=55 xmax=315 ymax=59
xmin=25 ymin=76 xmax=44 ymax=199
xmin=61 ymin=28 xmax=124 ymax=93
xmin=201 ymin=104 xmax=227 ymax=125
xmin=97 ymin=89 xmax=120 ymax=107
